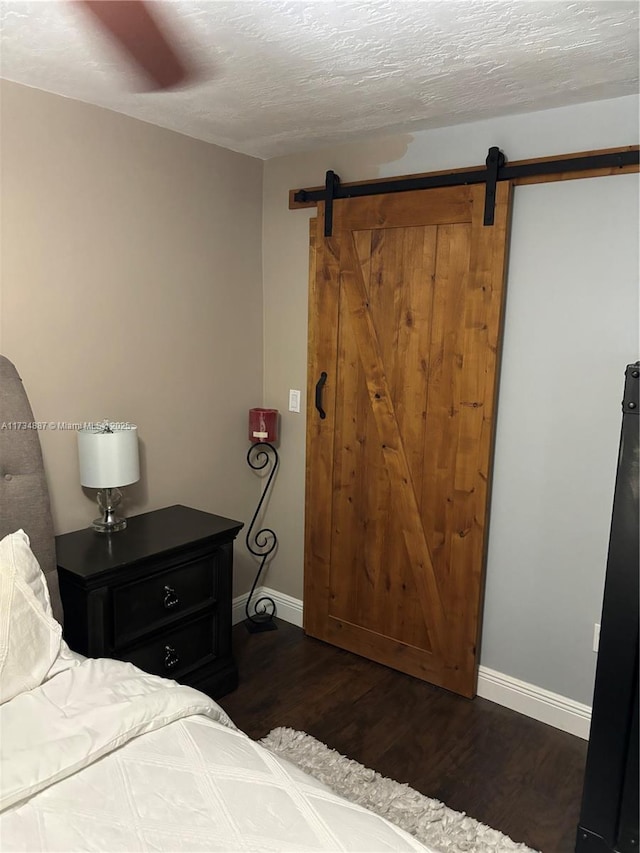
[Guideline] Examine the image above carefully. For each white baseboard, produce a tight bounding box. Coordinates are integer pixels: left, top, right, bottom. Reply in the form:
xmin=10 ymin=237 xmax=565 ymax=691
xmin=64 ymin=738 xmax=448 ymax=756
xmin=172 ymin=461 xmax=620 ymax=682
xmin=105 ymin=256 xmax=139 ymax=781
xmin=232 ymin=586 xmax=303 ymax=628
xmin=232 ymin=588 xmax=591 ymax=740
xmin=477 ymin=666 xmax=591 ymax=739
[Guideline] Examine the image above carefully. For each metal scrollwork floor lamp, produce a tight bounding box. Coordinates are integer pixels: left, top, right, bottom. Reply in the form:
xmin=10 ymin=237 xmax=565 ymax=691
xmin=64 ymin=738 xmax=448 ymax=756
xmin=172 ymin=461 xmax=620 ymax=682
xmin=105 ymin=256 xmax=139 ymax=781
xmin=245 ymin=408 xmax=279 ymax=633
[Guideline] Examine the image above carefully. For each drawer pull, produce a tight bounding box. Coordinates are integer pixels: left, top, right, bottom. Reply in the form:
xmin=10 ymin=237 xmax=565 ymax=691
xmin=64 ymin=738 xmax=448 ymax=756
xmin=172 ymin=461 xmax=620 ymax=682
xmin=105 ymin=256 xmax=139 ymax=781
xmin=164 ymin=645 xmax=180 ymax=671
xmin=163 ymin=585 xmax=180 ymax=610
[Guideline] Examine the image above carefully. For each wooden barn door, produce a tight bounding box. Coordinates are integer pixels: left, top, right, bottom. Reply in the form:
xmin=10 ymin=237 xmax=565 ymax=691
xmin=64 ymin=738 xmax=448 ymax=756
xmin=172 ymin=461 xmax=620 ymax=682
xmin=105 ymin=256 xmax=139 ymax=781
xmin=304 ymin=182 xmax=512 ymax=698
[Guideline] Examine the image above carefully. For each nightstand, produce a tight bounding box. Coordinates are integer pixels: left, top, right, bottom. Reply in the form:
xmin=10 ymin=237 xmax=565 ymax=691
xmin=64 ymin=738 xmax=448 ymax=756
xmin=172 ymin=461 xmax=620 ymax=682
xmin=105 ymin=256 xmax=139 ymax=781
xmin=56 ymin=504 xmax=243 ymax=699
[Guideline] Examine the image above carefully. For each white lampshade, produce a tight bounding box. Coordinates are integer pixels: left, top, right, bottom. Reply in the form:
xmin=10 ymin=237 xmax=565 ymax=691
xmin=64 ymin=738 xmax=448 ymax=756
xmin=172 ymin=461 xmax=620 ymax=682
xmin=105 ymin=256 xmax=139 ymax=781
xmin=78 ymin=424 xmax=140 ymax=489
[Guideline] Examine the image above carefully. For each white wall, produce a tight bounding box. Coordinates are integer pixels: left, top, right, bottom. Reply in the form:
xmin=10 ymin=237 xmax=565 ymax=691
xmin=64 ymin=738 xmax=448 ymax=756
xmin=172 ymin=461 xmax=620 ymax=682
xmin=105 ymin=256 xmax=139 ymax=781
xmin=262 ymin=95 xmax=639 ymax=706
xmin=483 ymin=172 xmax=638 ymax=704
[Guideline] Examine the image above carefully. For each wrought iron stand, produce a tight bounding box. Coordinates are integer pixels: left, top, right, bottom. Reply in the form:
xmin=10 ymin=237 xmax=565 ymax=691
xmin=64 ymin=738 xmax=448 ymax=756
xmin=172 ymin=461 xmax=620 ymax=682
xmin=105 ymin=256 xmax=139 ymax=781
xmin=244 ymin=442 xmax=278 ymax=632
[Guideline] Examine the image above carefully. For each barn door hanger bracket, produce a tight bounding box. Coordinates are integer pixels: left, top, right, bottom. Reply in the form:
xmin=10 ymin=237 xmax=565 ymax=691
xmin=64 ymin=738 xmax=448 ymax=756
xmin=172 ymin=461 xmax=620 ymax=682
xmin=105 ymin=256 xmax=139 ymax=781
xmin=483 ymin=146 xmax=506 ymax=226
xmin=313 ymin=148 xmax=505 ymax=237
xmin=324 ymin=169 xmax=340 ymax=238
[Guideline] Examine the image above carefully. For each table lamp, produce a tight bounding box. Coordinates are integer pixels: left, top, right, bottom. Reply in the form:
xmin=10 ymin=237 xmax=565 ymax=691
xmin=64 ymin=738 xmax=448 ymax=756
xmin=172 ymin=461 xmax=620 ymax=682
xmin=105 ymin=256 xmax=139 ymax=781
xmin=78 ymin=421 xmax=139 ymax=532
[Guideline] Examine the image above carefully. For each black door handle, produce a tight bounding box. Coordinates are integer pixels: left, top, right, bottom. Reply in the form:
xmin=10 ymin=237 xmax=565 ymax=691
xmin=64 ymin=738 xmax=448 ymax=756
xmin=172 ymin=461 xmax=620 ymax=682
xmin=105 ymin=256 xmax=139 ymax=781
xmin=315 ymin=372 xmax=328 ymax=420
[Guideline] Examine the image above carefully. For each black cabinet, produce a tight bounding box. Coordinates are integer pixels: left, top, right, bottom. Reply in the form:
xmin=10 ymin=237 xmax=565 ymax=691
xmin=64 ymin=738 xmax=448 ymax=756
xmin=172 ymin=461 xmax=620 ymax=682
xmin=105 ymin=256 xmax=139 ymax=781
xmin=576 ymin=364 xmax=639 ymax=853
xmin=56 ymin=504 xmax=243 ymax=699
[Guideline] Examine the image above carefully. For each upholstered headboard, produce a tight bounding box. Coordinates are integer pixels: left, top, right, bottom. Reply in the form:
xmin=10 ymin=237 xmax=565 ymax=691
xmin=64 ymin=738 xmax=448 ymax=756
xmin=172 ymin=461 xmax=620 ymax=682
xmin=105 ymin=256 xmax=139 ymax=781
xmin=0 ymin=355 xmax=63 ymax=622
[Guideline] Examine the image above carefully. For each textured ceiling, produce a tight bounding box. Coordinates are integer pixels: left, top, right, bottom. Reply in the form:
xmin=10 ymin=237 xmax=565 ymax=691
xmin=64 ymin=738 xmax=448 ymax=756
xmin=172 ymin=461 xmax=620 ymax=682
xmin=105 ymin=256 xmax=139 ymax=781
xmin=0 ymin=1 xmax=638 ymax=159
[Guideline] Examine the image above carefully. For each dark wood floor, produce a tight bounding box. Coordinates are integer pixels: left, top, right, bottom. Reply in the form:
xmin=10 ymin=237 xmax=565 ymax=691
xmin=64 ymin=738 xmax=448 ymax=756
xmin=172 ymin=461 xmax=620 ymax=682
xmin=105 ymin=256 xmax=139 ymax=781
xmin=218 ymin=620 xmax=587 ymax=853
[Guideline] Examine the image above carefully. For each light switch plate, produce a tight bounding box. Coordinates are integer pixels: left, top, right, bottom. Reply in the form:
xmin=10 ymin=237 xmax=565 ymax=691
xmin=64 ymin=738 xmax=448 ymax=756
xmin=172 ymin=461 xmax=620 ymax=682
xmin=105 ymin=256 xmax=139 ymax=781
xmin=289 ymin=389 xmax=301 ymax=413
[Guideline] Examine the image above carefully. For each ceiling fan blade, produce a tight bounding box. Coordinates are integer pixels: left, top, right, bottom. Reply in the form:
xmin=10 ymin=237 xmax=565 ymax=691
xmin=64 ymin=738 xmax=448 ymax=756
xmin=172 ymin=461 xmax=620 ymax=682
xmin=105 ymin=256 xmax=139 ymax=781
xmin=77 ymin=0 xmax=190 ymax=90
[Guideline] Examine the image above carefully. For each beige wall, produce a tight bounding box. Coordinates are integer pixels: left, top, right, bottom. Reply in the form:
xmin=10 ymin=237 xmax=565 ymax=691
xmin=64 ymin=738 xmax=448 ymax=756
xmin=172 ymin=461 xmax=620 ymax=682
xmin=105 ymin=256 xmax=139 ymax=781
xmin=262 ymin=96 xmax=639 ymax=704
xmin=0 ymin=81 xmax=264 ymax=595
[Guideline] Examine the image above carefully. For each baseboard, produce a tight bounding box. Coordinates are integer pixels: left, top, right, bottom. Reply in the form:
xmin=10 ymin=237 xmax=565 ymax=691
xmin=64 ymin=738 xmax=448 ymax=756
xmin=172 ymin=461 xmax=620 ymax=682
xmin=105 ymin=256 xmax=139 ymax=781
xmin=232 ymin=589 xmax=591 ymax=739
xmin=477 ymin=666 xmax=591 ymax=740
xmin=232 ymin=586 xmax=304 ymax=628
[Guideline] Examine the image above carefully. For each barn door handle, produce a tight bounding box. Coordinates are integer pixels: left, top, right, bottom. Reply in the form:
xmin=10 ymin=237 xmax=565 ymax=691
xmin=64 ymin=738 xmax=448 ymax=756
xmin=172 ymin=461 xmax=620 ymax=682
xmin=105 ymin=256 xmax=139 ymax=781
xmin=315 ymin=372 xmax=327 ymax=420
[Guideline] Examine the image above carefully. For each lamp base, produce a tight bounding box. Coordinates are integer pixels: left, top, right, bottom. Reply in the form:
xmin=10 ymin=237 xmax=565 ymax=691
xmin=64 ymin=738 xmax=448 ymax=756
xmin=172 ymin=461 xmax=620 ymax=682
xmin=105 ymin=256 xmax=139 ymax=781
xmin=90 ymin=488 xmax=127 ymax=533
xmin=244 ymin=615 xmax=278 ymax=633
xmin=90 ymin=515 xmax=127 ymax=533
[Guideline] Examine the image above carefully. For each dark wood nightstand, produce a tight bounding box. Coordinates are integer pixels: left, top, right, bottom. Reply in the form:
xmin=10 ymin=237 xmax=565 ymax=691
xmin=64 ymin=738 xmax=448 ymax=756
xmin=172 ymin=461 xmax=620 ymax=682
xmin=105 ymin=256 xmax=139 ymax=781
xmin=56 ymin=504 xmax=243 ymax=699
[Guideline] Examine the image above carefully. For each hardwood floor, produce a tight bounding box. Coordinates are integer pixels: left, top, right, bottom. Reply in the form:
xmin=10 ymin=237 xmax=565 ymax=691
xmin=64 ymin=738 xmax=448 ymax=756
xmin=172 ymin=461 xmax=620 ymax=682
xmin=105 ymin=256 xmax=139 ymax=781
xmin=218 ymin=620 xmax=587 ymax=853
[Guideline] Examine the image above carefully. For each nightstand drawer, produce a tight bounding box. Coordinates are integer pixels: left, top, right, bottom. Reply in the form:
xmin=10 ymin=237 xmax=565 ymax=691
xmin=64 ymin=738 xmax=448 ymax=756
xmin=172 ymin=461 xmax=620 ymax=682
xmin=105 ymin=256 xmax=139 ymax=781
xmin=112 ymin=553 xmax=218 ymax=646
xmin=120 ymin=612 xmax=217 ymax=680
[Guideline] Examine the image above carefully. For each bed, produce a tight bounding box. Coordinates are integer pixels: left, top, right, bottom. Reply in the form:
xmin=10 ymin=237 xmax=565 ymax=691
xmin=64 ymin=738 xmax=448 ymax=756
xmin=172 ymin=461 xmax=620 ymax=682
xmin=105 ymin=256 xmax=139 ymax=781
xmin=0 ymin=354 xmax=431 ymax=853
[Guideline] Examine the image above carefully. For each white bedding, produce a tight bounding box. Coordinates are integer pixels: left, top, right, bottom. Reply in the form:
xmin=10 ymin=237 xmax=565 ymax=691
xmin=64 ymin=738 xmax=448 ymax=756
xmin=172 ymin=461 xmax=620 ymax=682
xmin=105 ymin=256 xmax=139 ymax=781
xmin=0 ymin=655 xmax=431 ymax=852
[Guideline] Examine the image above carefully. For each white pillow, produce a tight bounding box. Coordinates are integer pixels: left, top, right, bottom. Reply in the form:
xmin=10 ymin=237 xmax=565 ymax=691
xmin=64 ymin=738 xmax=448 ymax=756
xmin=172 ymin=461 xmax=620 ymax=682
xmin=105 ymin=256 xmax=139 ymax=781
xmin=0 ymin=530 xmax=62 ymax=703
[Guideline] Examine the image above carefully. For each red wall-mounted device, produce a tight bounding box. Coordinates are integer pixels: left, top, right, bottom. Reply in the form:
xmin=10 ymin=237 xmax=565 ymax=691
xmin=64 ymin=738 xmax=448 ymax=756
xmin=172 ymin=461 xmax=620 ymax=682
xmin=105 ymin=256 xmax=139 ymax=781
xmin=248 ymin=408 xmax=279 ymax=444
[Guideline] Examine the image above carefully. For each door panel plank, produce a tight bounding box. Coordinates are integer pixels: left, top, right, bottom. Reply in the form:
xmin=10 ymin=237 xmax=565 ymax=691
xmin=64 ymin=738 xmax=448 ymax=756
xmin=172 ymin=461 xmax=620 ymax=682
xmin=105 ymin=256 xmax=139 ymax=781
xmin=340 ymin=234 xmax=447 ymax=657
xmin=303 ymin=213 xmax=340 ymax=639
xmin=384 ymin=226 xmax=436 ymax=649
xmin=331 ymin=229 xmax=433 ymax=650
xmin=451 ymin=182 xmax=512 ymax=682
xmin=333 ymin=186 xmax=473 ymax=231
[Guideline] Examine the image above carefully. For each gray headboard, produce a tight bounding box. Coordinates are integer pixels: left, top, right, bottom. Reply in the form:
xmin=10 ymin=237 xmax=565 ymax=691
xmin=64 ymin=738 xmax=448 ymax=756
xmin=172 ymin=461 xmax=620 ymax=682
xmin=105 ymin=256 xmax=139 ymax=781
xmin=0 ymin=355 xmax=63 ymax=622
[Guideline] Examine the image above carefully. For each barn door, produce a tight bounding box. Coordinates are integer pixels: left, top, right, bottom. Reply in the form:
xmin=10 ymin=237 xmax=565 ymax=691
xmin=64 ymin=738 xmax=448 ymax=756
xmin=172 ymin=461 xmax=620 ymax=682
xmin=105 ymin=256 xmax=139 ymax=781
xmin=304 ymin=182 xmax=512 ymax=698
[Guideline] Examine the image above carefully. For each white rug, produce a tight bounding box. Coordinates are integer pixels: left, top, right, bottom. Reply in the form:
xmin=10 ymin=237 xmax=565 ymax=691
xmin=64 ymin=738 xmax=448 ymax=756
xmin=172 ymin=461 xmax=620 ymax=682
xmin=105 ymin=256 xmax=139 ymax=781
xmin=259 ymin=727 xmax=537 ymax=853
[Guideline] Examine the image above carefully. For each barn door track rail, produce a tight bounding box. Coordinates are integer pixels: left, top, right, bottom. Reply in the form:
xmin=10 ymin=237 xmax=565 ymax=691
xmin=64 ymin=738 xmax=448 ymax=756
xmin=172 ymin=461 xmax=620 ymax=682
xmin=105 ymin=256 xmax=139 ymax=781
xmin=292 ymin=146 xmax=639 ymax=237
